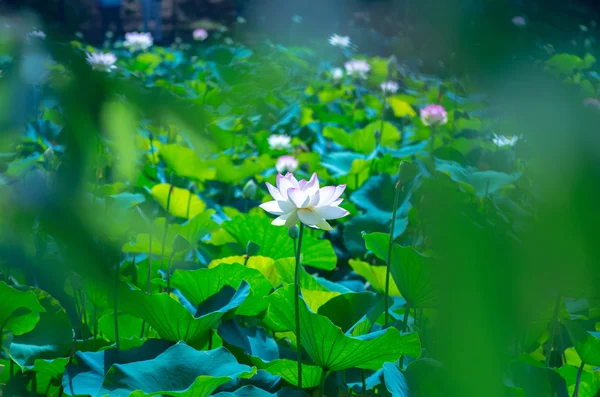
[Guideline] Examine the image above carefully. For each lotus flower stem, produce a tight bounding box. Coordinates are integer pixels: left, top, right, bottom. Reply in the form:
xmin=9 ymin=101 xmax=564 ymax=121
xmin=398 ymin=304 xmax=411 ymax=369
xmin=384 ymin=174 xmax=403 ymax=327
xmin=166 ymin=250 xmax=176 ymax=294
xmin=361 ymin=369 xmax=366 ymax=396
xmin=574 ymin=361 xmax=585 ymax=397
xmin=113 ymin=261 xmax=120 ymax=349
xmin=429 ymin=125 xmax=437 ymax=160
xmin=318 ymin=370 xmax=329 ymax=397
xmin=293 ymin=223 xmax=305 ymax=389
xmin=160 ymin=176 xmax=175 ymax=269
xmin=545 ymin=295 xmax=562 ymax=367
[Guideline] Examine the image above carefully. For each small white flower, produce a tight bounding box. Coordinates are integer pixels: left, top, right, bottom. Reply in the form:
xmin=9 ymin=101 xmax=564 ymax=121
xmin=276 ymin=156 xmax=299 ymax=173
xmin=123 ymin=32 xmax=153 ymax=52
xmin=86 ymin=52 xmax=117 ymax=72
xmin=329 ymin=34 xmax=351 ymax=48
xmin=27 ymin=30 xmax=46 ymax=41
xmin=193 ymin=28 xmax=208 ymax=41
xmin=268 ymin=134 xmax=292 ymax=150
xmin=344 ymin=59 xmax=370 ymax=79
xmin=492 ymin=134 xmax=519 ymax=147
xmin=237 ymin=16 xmax=247 ymax=24
xmin=380 ymin=81 xmax=399 ymax=95
xmin=260 ymin=173 xmax=349 ymax=230
xmin=331 ymin=67 xmax=344 ymax=80
xmin=512 ymin=16 xmax=527 ymax=27
xmin=292 ymin=15 xmax=303 ymax=23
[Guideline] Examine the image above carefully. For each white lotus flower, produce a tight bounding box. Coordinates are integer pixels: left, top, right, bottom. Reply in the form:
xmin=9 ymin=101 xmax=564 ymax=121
xmin=331 ymin=67 xmax=344 ymax=80
xmin=268 ymin=134 xmax=292 ymax=150
xmin=123 ymin=32 xmax=153 ymax=52
xmin=86 ymin=52 xmax=117 ymax=72
xmin=344 ymin=59 xmax=370 ymax=79
xmin=492 ymin=134 xmax=519 ymax=147
xmin=276 ymin=155 xmax=299 ymax=173
xmin=260 ymin=173 xmax=349 ymax=230
xmin=329 ymin=34 xmax=351 ymax=48
xmin=380 ymin=81 xmax=399 ymax=95
xmin=193 ymin=28 xmax=208 ymax=41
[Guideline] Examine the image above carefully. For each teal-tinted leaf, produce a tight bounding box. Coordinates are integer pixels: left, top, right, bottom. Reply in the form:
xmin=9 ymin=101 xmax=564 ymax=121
xmin=266 ymin=285 xmax=421 ymax=371
xmin=218 ymin=320 xmax=323 ymax=388
xmin=213 ymin=385 xmax=307 ymax=397
xmin=0 ymin=282 xmax=45 ymax=336
xmin=223 ymin=215 xmax=337 ymax=270
xmin=171 ymin=264 xmax=272 ymax=316
xmin=435 ymin=159 xmax=520 ymax=196
xmin=383 ymin=362 xmax=409 ymax=397
xmin=120 ymin=282 xmax=250 ymax=348
xmin=9 ymin=288 xmax=72 ymax=368
xmin=62 ymin=339 xmax=174 ymax=396
xmin=321 ymin=151 xmax=366 ymax=178
xmin=363 ymin=232 xmax=436 ymax=308
xmin=97 ymin=343 xmax=255 ymax=397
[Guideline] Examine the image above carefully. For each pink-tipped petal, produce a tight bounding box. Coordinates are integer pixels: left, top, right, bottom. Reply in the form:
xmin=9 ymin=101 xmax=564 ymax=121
xmin=317 ymin=186 xmax=336 ymax=206
xmin=314 ymin=205 xmax=349 ymax=220
xmin=309 ymin=190 xmax=320 ymax=207
xmin=278 ymin=177 xmax=295 ymax=200
xmin=303 ymin=173 xmax=320 ymax=195
xmin=288 ymin=188 xmax=310 ymax=208
xmin=331 ymin=198 xmax=343 ymax=206
xmin=266 ymin=182 xmax=283 ymax=201
xmin=259 ymin=201 xmax=284 ymax=215
xmin=284 ymin=173 xmax=300 ymax=189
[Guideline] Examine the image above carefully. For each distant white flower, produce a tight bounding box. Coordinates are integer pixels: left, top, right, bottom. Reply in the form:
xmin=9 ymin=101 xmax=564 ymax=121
xmin=123 ymin=32 xmax=153 ymax=51
xmin=329 ymin=34 xmax=351 ymax=48
xmin=292 ymin=15 xmax=303 ymax=23
xmin=344 ymin=59 xmax=370 ymax=79
xmin=380 ymin=81 xmax=399 ymax=95
xmin=193 ymin=28 xmax=208 ymax=41
xmin=583 ymin=97 xmax=600 ymax=110
xmin=86 ymin=52 xmax=117 ymax=72
xmin=492 ymin=134 xmax=519 ymax=147
xmin=276 ymin=155 xmax=299 ymax=173
xmin=260 ymin=173 xmax=349 ymax=230
xmin=331 ymin=67 xmax=344 ymax=80
xmin=237 ymin=16 xmax=247 ymax=24
xmin=512 ymin=16 xmax=526 ymax=27
xmin=268 ymin=134 xmax=292 ymax=150
xmin=420 ymin=104 xmax=448 ymax=126
xmin=27 ymin=30 xmax=46 ymax=40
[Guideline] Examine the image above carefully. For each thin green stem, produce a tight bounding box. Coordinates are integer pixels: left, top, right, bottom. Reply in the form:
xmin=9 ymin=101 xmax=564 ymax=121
xmin=574 ymin=361 xmax=585 ymax=397
xmin=160 ymin=175 xmax=175 ymax=269
xmin=398 ymin=304 xmax=411 ymax=369
xmin=429 ymin=125 xmax=437 ymax=160
xmin=318 ymin=370 xmax=329 ymax=397
xmin=294 ymin=223 xmax=305 ymax=389
xmin=114 ymin=261 xmax=120 ymax=350
xmin=341 ymin=370 xmax=347 ymax=396
xmin=166 ymin=251 xmax=176 ymax=294
xmin=361 ymin=369 xmax=366 ymax=397
xmin=545 ymin=295 xmax=561 ymax=368
xmin=385 ymin=169 xmax=403 ymax=327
